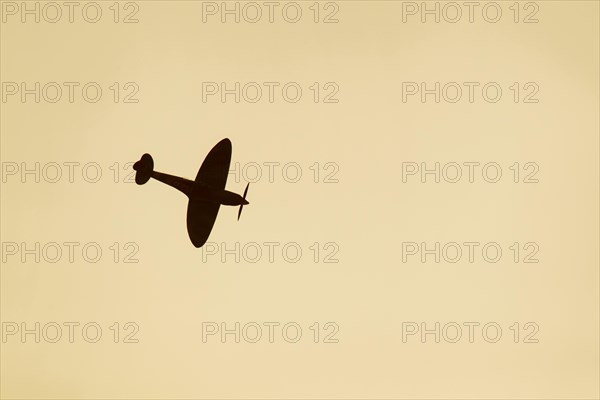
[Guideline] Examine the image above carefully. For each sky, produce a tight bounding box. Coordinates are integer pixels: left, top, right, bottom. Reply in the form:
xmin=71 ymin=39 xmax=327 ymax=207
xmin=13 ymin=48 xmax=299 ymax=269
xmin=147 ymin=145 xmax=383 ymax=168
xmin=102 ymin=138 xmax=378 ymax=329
xmin=1 ymin=1 xmax=599 ymax=398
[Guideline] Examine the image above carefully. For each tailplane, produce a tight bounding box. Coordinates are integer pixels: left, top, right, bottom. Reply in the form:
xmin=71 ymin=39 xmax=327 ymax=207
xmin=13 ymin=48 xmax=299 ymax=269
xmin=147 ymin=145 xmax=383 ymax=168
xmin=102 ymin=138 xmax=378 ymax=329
xmin=237 ymin=183 xmax=250 ymax=220
xmin=133 ymin=153 xmax=154 ymax=185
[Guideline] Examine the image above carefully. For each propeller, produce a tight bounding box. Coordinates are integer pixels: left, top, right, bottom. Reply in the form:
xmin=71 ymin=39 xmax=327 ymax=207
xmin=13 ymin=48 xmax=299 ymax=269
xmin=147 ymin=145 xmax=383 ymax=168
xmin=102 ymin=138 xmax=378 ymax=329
xmin=237 ymin=183 xmax=250 ymax=221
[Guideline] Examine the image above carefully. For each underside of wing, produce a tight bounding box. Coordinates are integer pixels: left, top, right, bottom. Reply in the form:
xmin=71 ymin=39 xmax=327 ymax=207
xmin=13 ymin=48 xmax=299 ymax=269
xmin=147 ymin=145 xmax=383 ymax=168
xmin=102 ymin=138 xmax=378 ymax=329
xmin=195 ymin=138 xmax=232 ymax=189
xmin=187 ymin=200 xmax=220 ymax=248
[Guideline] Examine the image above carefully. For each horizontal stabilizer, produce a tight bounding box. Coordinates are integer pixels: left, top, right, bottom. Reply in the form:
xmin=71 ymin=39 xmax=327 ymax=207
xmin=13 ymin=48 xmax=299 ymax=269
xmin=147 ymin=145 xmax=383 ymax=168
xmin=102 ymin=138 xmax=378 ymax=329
xmin=133 ymin=153 xmax=154 ymax=185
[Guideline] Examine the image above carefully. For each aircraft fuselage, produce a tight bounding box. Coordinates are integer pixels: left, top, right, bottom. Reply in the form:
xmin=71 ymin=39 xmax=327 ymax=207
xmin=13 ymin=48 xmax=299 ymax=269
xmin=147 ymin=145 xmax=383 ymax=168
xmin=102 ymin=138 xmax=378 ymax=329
xmin=151 ymin=171 xmax=248 ymax=206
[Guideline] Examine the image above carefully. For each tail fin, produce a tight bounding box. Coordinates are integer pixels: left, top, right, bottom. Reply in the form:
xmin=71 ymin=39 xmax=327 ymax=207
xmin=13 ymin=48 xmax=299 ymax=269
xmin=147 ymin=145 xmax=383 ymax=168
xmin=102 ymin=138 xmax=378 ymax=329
xmin=237 ymin=183 xmax=250 ymax=221
xmin=133 ymin=153 xmax=154 ymax=185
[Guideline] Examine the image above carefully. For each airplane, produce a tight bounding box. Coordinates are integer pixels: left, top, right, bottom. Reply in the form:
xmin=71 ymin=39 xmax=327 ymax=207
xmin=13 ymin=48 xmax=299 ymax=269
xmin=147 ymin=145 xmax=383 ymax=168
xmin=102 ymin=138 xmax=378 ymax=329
xmin=132 ymin=138 xmax=249 ymax=248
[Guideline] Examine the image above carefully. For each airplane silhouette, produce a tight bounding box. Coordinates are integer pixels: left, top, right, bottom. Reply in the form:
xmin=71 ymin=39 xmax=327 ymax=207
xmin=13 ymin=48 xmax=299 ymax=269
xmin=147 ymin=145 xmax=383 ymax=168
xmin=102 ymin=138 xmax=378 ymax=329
xmin=133 ymin=138 xmax=249 ymax=248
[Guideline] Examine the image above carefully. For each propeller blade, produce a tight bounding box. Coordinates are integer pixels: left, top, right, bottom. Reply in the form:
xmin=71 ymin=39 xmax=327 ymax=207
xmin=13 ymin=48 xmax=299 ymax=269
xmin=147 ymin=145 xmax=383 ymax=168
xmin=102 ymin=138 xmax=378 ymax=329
xmin=238 ymin=183 xmax=249 ymax=221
